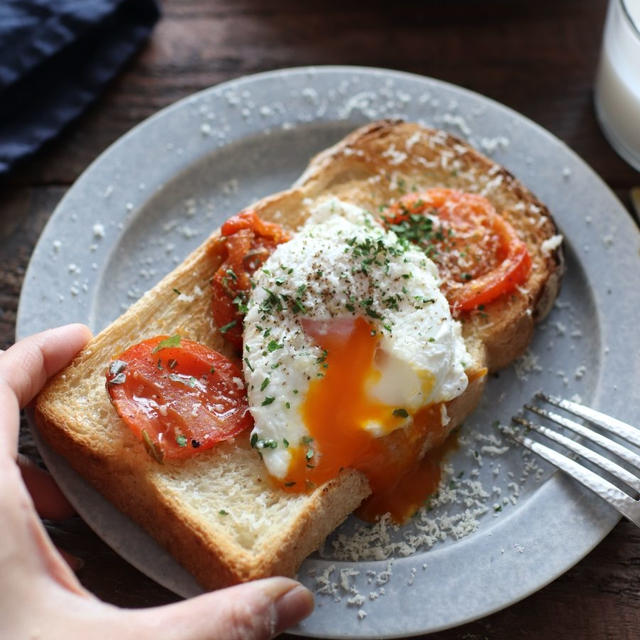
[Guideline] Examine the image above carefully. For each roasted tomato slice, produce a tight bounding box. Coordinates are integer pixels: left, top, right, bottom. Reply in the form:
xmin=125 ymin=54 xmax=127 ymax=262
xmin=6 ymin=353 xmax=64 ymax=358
xmin=106 ymin=335 xmax=252 ymax=462
xmin=384 ymin=189 xmax=531 ymax=314
xmin=211 ymin=210 xmax=290 ymax=349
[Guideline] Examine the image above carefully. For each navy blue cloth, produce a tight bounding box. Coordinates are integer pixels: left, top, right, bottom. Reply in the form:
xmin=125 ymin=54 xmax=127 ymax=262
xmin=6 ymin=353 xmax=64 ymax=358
xmin=0 ymin=0 xmax=160 ymax=176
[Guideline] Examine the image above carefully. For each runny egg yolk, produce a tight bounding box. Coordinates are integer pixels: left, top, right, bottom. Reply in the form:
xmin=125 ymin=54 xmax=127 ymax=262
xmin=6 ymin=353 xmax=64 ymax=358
xmin=279 ymin=316 xmax=454 ymax=523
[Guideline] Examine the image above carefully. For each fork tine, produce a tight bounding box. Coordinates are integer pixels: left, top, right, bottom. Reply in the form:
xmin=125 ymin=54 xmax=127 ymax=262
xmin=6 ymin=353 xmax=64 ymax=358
xmin=505 ymin=426 xmax=640 ymax=525
xmin=524 ymin=404 xmax=640 ymax=474
xmin=538 ymin=393 xmax=640 ymax=449
xmin=513 ymin=416 xmax=640 ymax=493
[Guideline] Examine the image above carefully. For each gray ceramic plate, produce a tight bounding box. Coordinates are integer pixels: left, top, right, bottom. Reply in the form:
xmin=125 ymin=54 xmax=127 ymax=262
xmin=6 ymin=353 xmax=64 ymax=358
xmin=17 ymin=67 xmax=640 ymax=638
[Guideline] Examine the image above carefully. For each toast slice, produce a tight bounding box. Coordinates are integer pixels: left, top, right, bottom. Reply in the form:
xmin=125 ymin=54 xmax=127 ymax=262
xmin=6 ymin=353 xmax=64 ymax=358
xmin=35 ymin=120 xmax=562 ymax=590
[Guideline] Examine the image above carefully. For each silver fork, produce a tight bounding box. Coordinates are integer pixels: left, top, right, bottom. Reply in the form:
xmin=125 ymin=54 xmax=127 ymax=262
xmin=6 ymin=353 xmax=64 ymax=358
xmin=504 ymin=392 xmax=640 ymax=526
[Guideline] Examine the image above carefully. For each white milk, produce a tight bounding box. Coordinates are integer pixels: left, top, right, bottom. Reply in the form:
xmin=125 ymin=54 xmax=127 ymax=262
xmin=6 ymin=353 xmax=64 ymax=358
xmin=595 ymin=0 xmax=640 ymax=170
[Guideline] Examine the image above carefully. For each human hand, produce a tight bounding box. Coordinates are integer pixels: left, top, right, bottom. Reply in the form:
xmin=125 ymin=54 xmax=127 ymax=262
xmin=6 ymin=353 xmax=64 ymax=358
xmin=0 ymin=324 xmax=314 ymax=639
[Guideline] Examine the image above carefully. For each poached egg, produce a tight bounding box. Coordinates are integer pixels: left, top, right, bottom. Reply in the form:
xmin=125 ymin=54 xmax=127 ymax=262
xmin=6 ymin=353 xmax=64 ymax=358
xmin=242 ymin=199 xmax=470 ymax=505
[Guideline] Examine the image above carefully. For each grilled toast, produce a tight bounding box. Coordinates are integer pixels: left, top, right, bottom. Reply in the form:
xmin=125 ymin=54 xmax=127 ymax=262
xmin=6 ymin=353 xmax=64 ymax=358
xmin=35 ymin=120 xmax=563 ymax=590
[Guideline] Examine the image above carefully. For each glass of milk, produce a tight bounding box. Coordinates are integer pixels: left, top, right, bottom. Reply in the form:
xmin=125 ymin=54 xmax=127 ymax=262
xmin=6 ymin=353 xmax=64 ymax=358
xmin=594 ymin=0 xmax=640 ymax=171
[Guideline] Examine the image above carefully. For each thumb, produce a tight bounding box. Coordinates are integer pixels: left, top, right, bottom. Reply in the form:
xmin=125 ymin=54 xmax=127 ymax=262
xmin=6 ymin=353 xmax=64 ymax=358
xmin=128 ymin=577 xmax=314 ymax=640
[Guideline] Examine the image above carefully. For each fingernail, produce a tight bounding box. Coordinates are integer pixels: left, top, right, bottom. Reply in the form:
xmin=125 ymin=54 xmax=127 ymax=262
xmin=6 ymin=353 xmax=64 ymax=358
xmin=273 ymin=584 xmax=315 ymax=634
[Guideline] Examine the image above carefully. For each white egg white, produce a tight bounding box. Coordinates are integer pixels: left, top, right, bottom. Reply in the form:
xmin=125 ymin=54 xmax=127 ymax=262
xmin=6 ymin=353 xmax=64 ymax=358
xmin=242 ymin=198 xmax=470 ymax=479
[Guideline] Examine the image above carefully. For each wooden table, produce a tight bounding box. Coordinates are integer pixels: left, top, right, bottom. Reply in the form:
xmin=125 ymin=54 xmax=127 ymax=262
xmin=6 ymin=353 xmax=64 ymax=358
xmin=2 ymin=1 xmax=639 ymax=638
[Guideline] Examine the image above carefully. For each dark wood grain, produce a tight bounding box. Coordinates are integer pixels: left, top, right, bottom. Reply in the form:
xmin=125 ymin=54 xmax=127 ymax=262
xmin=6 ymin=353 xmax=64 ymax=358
xmin=2 ymin=0 xmax=639 ymax=638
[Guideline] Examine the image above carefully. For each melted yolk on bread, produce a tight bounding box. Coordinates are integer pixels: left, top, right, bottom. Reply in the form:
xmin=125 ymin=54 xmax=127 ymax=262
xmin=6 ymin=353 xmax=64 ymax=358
xmin=279 ymin=316 xmax=455 ymax=521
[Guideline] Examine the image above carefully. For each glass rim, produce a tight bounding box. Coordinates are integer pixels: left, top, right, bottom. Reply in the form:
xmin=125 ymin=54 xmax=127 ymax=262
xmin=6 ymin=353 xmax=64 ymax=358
xmin=621 ymin=0 xmax=640 ymax=40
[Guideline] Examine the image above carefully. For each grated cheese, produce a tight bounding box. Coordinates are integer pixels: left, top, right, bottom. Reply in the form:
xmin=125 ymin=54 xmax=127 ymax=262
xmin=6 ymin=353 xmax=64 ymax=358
xmin=381 ymin=144 xmax=408 ymax=165
xmin=541 ymin=234 xmax=563 ymax=254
